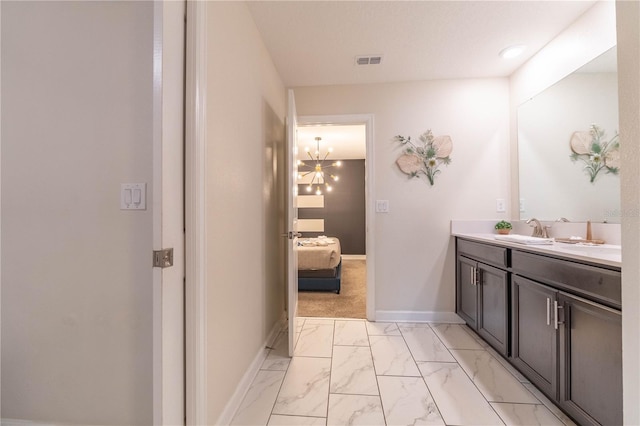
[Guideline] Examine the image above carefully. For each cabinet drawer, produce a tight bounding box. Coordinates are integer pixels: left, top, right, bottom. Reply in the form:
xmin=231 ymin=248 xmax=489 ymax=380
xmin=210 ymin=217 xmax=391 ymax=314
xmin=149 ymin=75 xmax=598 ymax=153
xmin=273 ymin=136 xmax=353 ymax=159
xmin=512 ymin=250 xmax=621 ymax=309
xmin=457 ymin=239 xmax=508 ymax=268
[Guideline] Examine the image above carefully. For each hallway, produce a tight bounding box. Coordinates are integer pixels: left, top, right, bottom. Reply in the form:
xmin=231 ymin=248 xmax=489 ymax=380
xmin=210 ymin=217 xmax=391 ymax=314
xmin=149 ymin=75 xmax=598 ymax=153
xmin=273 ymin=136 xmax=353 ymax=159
xmin=230 ymin=318 xmax=576 ymax=425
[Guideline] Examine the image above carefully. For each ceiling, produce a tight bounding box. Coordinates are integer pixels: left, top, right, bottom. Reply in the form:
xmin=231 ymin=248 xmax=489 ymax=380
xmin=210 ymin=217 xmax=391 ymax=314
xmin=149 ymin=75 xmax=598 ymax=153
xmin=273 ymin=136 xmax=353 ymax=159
xmin=248 ymin=1 xmax=599 ymax=159
xmin=298 ymin=124 xmax=366 ymax=160
xmin=247 ymin=0 xmax=597 ymax=87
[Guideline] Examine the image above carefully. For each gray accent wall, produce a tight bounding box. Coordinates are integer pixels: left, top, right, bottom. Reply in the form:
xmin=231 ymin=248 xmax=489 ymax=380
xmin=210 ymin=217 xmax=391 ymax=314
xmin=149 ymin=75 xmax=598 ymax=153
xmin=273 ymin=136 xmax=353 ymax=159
xmin=299 ymin=159 xmax=366 ymax=254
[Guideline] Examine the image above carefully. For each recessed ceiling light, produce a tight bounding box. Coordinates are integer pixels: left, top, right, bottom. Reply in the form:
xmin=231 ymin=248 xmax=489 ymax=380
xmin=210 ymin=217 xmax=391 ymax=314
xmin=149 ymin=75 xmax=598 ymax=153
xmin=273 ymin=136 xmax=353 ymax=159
xmin=499 ymin=45 xmax=526 ymax=59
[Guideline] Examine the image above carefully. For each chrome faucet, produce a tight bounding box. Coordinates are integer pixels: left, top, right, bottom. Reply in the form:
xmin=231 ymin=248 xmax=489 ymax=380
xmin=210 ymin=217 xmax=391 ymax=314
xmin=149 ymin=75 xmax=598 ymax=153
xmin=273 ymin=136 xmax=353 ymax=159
xmin=556 ymin=217 xmax=570 ymax=222
xmin=526 ymin=218 xmax=550 ymax=238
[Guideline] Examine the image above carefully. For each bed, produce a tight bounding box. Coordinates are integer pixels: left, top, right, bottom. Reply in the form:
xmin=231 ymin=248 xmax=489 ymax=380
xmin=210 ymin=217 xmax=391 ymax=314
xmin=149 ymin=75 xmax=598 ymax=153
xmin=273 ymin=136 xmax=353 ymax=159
xmin=297 ymin=237 xmax=342 ymax=294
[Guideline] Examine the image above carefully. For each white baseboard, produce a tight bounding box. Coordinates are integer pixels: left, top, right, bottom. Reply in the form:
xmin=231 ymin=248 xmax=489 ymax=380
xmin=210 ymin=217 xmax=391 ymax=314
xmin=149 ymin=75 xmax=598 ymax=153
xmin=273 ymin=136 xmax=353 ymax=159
xmin=216 ymin=313 xmax=286 ymax=426
xmin=1 ymin=420 xmax=68 ymax=426
xmin=375 ymin=310 xmax=465 ymax=324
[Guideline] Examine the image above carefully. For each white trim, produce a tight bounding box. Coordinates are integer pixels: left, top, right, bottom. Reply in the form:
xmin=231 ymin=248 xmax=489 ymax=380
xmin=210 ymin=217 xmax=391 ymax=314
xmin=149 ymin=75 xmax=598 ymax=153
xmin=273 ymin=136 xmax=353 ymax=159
xmin=375 ymin=310 xmax=465 ymax=324
xmin=185 ymin=1 xmax=208 ymax=425
xmin=0 ymin=2 xmax=3 ymax=417
xmin=297 ymin=114 xmax=375 ymax=321
xmin=151 ymin=3 xmax=164 ymax=423
xmin=216 ymin=316 xmax=286 ymax=426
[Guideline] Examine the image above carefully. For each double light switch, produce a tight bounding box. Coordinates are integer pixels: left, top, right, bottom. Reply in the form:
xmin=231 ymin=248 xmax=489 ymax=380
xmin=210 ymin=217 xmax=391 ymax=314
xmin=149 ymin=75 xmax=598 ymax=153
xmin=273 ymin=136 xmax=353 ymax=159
xmin=121 ymin=183 xmax=147 ymax=210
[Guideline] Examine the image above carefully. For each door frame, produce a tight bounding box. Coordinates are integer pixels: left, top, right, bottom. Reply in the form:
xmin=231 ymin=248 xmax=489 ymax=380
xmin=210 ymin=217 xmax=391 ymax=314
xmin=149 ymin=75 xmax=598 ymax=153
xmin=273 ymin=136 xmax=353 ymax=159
xmin=184 ymin=1 xmax=208 ymax=424
xmin=297 ymin=114 xmax=376 ymax=321
xmin=152 ymin=1 xmax=187 ymax=424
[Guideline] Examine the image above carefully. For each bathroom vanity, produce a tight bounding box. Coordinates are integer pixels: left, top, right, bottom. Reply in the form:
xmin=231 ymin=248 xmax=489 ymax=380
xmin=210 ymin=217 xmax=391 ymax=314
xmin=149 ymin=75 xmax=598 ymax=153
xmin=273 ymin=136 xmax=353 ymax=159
xmin=455 ymin=234 xmax=621 ymax=426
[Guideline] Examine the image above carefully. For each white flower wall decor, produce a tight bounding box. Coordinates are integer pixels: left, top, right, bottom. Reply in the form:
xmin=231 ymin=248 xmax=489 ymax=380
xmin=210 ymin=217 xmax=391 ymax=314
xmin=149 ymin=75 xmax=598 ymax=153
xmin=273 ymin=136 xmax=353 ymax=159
xmin=394 ymin=130 xmax=453 ymax=186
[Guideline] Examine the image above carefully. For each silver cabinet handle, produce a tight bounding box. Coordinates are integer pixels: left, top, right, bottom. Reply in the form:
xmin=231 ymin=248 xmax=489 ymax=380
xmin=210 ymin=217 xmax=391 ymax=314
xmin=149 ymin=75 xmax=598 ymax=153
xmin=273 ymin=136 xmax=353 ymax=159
xmin=546 ymin=298 xmax=551 ymax=326
xmin=471 ymin=267 xmax=476 ymax=286
xmin=554 ymin=301 xmax=564 ymax=330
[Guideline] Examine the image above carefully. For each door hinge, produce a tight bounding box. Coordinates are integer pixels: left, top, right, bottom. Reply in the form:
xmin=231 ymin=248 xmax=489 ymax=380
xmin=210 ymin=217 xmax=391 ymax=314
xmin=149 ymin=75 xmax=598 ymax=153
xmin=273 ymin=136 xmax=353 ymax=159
xmin=153 ymin=248 xmax=174 ymax=268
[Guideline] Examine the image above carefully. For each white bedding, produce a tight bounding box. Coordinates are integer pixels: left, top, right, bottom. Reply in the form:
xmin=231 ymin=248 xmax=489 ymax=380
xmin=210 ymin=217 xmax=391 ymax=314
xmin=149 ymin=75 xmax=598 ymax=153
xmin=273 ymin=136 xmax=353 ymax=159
xmin=297 ymin=237 xmax=341 ymax=270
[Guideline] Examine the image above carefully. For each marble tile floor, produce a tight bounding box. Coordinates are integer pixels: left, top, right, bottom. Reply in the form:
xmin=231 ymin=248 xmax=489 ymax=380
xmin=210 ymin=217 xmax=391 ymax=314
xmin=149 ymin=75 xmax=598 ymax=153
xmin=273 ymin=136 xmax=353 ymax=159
xmin=230 ymin=318 xmax=577 ymax=426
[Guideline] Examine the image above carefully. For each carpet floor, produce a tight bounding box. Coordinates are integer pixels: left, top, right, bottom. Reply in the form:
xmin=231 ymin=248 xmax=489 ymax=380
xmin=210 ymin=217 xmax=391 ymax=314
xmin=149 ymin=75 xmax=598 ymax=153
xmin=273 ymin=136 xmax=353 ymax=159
xmin=297 ymin=258 xmax=366 ymax=319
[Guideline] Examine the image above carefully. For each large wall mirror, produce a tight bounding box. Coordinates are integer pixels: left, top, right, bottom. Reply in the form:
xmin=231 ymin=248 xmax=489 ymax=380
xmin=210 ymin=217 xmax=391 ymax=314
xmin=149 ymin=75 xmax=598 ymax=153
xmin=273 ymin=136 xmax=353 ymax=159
xmin=518 ymin=47 xmax=620 ymax=223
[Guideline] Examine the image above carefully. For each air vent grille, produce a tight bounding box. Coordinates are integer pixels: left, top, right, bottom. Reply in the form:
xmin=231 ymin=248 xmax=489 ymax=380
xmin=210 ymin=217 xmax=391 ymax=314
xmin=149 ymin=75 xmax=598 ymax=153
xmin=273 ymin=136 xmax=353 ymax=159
xmin=355 ymin=55 xmax=383 ymax=66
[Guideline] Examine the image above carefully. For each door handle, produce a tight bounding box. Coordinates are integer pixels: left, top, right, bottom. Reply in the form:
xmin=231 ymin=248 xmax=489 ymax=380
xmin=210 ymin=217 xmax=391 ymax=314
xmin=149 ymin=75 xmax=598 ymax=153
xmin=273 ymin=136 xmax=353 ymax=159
xmin=546 ymin=298 xmax=551 ymax=326
xmin=284 ymin=231 xmax=302 ymax=239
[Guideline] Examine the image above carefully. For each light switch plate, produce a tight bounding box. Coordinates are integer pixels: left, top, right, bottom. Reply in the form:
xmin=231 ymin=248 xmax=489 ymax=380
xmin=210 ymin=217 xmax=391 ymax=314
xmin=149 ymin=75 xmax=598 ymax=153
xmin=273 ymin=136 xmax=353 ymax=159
xmin=376 ymin=200 xmax=389 ymax=213
xmin=121 ymin=183 xmax=147 ymax=210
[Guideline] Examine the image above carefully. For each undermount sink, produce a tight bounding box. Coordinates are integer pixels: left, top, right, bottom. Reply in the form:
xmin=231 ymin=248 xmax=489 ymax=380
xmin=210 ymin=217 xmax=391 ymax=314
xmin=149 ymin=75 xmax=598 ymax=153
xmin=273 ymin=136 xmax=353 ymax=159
xmin=559 ymin=244 xmax=621 ymax=255
xmin=493 ymin=234 xmax=554 ymax=245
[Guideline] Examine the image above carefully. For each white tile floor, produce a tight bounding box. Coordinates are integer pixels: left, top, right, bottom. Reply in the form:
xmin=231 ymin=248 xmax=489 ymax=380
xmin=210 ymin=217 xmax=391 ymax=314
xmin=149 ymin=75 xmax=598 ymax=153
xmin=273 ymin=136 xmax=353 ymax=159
xmin=230 ymin=318 xmax=577 ymax=426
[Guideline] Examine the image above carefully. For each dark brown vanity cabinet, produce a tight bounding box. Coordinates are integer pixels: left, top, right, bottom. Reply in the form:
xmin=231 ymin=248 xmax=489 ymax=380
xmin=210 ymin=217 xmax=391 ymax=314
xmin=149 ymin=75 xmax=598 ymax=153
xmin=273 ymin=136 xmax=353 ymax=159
xmin=511 ymin=250 xmax=622 ymax=426
xmin=456 ymin=238 xmax=622 ymax=426
xmin=511 ymin=275 xmax=558 ymax=399
xmin=558 ymin=292 xmax=622 ymax=426
xmin=456 ymin=239 xmax=509 ymax=355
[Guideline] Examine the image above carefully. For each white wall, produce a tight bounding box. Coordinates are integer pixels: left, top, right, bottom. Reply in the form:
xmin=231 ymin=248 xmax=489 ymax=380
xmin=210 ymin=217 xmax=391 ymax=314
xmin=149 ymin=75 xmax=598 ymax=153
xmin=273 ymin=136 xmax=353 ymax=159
xmin=616 ymin=1 xmax=640 ymax=423
xmin=204 ymin=2 xmax=286 ymax=422
xmin=1 ymin=2 xmax=154 ymax=424
xmin=295 ymin=79 xmax=510 ymax=317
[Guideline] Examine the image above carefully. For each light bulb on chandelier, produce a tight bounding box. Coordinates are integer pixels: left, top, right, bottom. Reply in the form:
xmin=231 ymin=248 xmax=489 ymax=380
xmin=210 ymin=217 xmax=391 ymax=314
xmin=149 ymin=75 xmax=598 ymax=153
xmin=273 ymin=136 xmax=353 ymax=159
xmin=298 ymin=136 xmax=341 ymax=196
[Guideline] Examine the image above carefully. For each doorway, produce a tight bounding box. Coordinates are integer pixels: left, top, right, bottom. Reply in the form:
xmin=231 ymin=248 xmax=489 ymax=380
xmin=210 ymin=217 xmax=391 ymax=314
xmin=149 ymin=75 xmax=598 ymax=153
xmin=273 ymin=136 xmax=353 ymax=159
xmin=295 ymin=115 xmax=375 ymax=320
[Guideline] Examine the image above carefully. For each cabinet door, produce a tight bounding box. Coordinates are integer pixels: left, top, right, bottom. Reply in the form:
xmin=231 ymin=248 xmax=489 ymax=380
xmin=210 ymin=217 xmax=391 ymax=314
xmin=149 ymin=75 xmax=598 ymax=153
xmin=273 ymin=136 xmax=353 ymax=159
xmin=457 ymin=256 xmax=478 ymax=328
xmin=478 ymin=263 xmax=509 ymax=356
xmin=558 ymin=293 xmax=622 ymax=426
xmin=511 ymin=275 xmax=558 ymax=400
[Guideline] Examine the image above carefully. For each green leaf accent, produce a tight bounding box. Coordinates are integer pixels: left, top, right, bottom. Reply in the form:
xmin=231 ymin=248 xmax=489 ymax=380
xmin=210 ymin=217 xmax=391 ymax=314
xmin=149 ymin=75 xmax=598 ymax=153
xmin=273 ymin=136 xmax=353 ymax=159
xmin=394 ymin=129 xmax=452 ymax=186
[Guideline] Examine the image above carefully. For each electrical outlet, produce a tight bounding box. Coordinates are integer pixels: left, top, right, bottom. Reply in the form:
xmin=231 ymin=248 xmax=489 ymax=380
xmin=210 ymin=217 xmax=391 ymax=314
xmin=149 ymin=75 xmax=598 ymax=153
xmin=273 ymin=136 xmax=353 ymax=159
xmin=496 ymin=198 xmax=506 ymax=213
xmin=520 ymin=198 xmax=525 ymax=212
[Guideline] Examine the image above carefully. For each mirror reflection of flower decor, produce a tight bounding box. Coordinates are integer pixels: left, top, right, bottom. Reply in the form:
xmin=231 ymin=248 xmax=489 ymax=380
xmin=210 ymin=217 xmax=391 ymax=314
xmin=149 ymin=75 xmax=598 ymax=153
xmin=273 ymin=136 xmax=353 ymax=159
xmin=394 ymin=130 xmax=453 ymax=186
xmin=570 ymin=124 xmax=620 ymax=183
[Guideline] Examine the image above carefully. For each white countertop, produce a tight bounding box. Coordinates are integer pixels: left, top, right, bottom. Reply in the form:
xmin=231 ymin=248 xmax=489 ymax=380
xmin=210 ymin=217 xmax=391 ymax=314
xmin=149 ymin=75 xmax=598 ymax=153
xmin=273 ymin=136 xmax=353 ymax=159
xmin=453 ymin=232 xmax=621 ymax=268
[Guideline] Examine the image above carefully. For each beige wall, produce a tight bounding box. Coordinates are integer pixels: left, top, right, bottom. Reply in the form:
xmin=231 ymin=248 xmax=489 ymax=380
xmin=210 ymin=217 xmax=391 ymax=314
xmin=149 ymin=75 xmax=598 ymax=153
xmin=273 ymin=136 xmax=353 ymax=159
xmin=204 ymin=2 xmax=286 ymax=422
xmin=617 ymin=0 xmax=640 ymax=423
xmin=295 ymin=79 xmax=510 ymax=316
xmin=1 ymin=1 xmax=154 ymax=424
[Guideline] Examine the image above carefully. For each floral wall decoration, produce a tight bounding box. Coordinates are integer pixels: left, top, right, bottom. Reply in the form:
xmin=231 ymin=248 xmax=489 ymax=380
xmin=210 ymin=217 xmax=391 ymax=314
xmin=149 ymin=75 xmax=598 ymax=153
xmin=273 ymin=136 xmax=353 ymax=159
xmin=394 ymin=130 xmax=453 ymax=186
xmin=569 ymin=124 xmax=620 ymax=183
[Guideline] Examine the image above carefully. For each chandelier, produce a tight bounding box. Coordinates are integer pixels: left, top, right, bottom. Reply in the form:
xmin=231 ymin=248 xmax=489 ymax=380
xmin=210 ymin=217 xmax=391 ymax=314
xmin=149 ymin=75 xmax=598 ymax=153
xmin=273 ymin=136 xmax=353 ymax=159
xmin=297 ymin=136 xmax=341 ymax=195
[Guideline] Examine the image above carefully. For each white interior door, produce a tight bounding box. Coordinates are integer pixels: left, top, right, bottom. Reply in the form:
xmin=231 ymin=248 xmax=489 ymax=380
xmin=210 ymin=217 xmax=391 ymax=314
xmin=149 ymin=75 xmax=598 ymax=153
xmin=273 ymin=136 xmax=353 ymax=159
xmin=153 ymin=1 xmax=185 ymax=424
xmin=287 ymin=89 xmax=300 ymax=357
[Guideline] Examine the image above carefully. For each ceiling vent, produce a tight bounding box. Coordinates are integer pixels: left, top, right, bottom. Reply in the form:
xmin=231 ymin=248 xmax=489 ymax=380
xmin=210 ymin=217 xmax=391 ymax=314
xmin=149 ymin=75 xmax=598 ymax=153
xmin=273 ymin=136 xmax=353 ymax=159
xmin=355 ymin=55 xmax=383 ymax=66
